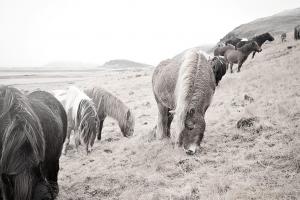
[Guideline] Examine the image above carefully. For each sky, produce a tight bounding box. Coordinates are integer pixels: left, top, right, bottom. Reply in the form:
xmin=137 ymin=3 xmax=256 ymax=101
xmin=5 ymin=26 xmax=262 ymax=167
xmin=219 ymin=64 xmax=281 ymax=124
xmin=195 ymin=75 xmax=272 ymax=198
xmin=0 ymin=0 xmax=299 ymax=67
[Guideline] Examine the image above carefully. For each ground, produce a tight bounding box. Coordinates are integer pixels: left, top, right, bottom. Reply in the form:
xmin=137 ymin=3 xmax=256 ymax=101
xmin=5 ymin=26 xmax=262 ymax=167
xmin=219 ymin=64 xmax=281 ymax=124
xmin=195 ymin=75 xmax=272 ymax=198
xmin=0 ymin=33 xmax=299 ymax=200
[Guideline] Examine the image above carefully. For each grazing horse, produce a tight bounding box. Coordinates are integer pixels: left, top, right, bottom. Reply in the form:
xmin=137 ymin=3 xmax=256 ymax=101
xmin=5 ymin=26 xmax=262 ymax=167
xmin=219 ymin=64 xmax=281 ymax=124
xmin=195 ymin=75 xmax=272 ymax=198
xmin=224 ymin=41 xmax=262 ymax=73
xmin=53 ymin=86 xmax=99 ymax=155
xmin=295 ymin=25 xmax=300 ymax=40
xmin=152 ymin=48 xmax=216 ymax=155
xmin=210 ymin=56 xmax=227 ymax=86
xmin=214 ymin=44 xmax=235 ymax=56
xmin=0 ymin=86 xmax=67 ymax=200
xmin=281 ymin=33 xmax=287 ymax=42
xmin=85 ymin=87 xmax=135 ymax=141
xmin=236 ymin=32 xmax=274 ymax=58
xmin=225 ymin=37 xmax=242 ymax=47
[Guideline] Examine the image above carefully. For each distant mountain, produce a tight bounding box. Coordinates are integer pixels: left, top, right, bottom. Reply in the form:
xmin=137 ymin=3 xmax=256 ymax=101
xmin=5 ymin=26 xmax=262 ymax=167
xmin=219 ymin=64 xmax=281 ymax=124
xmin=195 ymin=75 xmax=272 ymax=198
xmin=44 ymin=61 xmax=97 ymax=68
xmin=221 ymin=7 xmax=300 ymax=41
xmin=100 ymin=59 xmax=153 ymax=69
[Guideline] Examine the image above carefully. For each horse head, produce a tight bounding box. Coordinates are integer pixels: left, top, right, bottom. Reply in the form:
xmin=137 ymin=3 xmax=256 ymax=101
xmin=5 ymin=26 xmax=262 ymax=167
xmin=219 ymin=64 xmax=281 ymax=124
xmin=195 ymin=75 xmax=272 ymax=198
xmin=1 ymin=164 xmax=54 ymax=200
xmin=266 ymin=32 xmax=275 ymax=42
xmin=178 ymin=107 xmax=206 ymax=155
xmin=121 ymin=109 xmax=135 ymax=137
xmin=251 ymin=41 xmax=262 ymax=52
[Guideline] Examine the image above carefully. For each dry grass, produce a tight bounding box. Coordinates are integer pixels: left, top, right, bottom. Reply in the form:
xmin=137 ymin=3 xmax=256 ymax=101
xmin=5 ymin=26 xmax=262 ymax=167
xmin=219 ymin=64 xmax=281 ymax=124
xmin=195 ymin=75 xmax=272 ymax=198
xmin=1 ymin=33 xmax=299 ymax=200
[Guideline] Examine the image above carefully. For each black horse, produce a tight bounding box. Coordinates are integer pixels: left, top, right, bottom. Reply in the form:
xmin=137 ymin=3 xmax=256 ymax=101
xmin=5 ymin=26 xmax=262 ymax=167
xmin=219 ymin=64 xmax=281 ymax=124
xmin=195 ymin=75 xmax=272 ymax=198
xmin=0 ymin=86 xmax=67 ymax=200
xmin=225 ymin=37 xmax=242 ymax=47
xmin=235 ymin=32 xmax=274 ymax=58
xmin=210 ymin=56 xmax=227 ymax=86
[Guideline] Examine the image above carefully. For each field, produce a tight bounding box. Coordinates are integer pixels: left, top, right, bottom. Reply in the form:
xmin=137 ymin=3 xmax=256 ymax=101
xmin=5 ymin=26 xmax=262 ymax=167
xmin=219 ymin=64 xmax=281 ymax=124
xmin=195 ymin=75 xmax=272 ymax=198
xmin=1 ymin=33 xmax=299 ymax=200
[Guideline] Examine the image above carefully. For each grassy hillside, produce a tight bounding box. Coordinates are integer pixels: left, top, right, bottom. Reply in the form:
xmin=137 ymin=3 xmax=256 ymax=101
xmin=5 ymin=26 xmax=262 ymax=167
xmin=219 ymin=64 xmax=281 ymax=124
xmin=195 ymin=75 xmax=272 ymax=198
xmin=57 ymin=33 xmax=300 ymax=199
xmin=222 ymin=7 xmax=300 ymax=41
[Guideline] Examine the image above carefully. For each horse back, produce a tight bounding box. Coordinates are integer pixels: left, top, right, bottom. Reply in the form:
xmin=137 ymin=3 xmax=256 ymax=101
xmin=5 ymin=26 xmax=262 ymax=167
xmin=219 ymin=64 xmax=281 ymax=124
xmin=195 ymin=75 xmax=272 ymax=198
xmin=152 ymin=58 xmax=180 ymax=109
xmin=28 ymin=91 xmax=67 ymax=163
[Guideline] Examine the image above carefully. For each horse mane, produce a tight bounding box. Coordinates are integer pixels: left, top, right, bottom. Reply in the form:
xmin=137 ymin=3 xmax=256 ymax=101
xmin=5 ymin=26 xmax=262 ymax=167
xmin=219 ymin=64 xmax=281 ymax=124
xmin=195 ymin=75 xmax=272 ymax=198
xmin=0 ymin=86 xmax=45 ymax=175
xmin=85 ymin=87 xmax=134 ymax=133
xmin=54 ymin=86 xmax=98 ymax=145
xmin=174 ymin=48 xmax=202 ymax=134
xmin=77 ymin=99 xmax=98 ymax=145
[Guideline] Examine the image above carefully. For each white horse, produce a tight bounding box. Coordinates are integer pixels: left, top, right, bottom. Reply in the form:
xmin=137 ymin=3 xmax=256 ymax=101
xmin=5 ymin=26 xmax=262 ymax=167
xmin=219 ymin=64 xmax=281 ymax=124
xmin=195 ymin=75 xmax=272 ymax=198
xmin=53 ymin=86 xmax=99 ymax=155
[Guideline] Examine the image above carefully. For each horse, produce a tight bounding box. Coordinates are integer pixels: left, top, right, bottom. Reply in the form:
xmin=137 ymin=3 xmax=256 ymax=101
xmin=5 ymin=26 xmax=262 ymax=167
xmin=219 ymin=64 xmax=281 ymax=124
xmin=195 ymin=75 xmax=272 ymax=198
xmin=295 ymin=25 xmax=300 ymax=40
xmin=214 ymin=44 xmax=235 ymax=56
xmin=152 ymin=48 xmax=216 ymax=155
xmin=235 ymin=32 xmax=274 ymax=58
xmin=84 ymin=87 xmax=135 ymax=141
xmin=224 ymin=41 xmax=262 ymax=73
xmin=0 ymin=86 xmax=67 ymax=200
xmin=281 ymin=33 xmax=287 ymax=42
xmin=225 ymin=37 xmax=242 ymax=47
xmin=210 ymin=56 xmax=227 ymax=86
xmin=53 ymin=86 xmax=99 ymax=155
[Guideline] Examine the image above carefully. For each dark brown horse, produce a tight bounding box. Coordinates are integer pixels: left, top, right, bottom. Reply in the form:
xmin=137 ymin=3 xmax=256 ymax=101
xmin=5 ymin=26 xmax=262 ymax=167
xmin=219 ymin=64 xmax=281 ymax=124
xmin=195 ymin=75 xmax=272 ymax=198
xmin=236 ymin=32 xmax=274 ymax=58
xmin=0 ymin=86 xmax=67 ymax=200
xmin=224 ymin=41 xmax=262 ymax=73
xmin=210 ymin=56 xmax=227 ymax=86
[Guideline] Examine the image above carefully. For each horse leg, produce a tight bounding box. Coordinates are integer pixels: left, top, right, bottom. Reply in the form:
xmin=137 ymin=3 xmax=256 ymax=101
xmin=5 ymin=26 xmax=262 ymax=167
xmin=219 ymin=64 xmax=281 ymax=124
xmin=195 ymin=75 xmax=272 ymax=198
xmin=74 ymin=129 xmax=81 ymax=152
xmin=166 ymin=109 xmax=174 ymax=138
xmin=252 ymin=51 xmax=256 ymax=59
xmin=45 ymin=160 xmax=60 ymax=198
xmin=156 ymin=102 xmax=169 ymax=139
xmin=62 ymin=128 xmax=72 ymax=155
xmin=237 ymin=62 xmax=243 ymax=72
xmin=230 ymin=63 xmax=234 ymax=73
xmin=97 ymin=119 xmax=104 ymax=140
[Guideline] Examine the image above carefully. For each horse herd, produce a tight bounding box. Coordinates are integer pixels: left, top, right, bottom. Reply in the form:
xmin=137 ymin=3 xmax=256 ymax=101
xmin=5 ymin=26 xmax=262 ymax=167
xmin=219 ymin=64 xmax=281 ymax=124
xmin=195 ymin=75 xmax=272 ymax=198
xmin=0 ymin=32 xmax=275 ymax=199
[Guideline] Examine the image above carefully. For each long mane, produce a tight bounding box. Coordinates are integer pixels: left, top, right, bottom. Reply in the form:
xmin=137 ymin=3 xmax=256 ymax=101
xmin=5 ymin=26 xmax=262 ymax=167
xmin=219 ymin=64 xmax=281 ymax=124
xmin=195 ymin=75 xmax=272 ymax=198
xmin=85 ymin=87 xmax=134 ymax=134
xmin=53 ymin=86 xmax=98 ymax=145
xmin=0 ymin=86 xmax=45 ymax=199
xmin=174 ymin=49 xmax=201 ymax=135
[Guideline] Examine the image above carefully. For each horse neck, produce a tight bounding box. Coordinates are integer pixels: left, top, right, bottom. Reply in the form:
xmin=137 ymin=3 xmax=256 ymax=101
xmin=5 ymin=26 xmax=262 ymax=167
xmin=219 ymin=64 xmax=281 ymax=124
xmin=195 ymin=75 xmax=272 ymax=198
xmin=238 ymin=44 xmax=254 ymax=55
xmin=103 ymin=94 xmax=128 ymax=127
xmin=253 ymin=34 xmax=267 ymax=46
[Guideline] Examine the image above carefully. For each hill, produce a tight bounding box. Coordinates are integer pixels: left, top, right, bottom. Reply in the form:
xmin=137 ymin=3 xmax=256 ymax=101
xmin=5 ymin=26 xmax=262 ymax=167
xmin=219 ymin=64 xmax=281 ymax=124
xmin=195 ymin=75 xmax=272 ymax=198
xmin=100 ymin=59 xmax=153 ymax=70
xmin=222 ymin=7 xmax=300 ymax=41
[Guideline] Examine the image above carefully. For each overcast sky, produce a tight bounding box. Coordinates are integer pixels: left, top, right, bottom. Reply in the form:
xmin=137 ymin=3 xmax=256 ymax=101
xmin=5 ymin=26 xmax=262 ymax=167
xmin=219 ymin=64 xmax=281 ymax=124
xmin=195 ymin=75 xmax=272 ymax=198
xmin=0 ymin=0 xmax=299 ymax=67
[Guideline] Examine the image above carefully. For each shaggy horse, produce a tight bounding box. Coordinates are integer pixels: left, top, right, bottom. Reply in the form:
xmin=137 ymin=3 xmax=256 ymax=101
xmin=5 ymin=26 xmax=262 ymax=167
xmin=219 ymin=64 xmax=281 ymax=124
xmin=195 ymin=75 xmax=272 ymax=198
xmin=0 ymin=86 xmax=67 ymax=200
xmin=53 ymin=86 xmax=98 ymax=155
xmin=281 ymin=33 xmax=287 ymax=42
xmin=214 ymin=44 xmax=235 ymax=56
xmin=235 ymin=32 xmax=274 ymax=58
xmin=85 ymin=87 xmax=135 ymax=140
xmin=152 ymin=48 xmax=216 ymax=155
xmin=210 ymin=56 xmax=227 ymax=86
xmin=224 ymin=41 xmax=262 ymax=73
